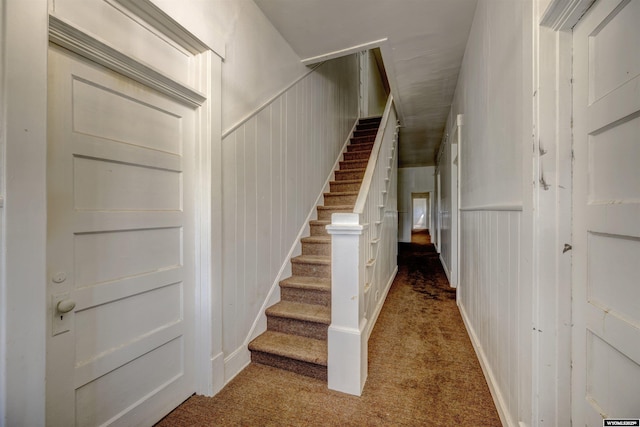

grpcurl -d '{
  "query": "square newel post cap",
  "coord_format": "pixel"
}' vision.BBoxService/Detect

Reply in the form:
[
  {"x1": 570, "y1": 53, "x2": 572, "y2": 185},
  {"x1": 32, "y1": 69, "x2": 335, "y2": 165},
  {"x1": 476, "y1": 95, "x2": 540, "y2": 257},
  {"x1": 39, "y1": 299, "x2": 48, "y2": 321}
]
[{"x1": 326, "y1": 213, "x2": 368, "y2": 235}]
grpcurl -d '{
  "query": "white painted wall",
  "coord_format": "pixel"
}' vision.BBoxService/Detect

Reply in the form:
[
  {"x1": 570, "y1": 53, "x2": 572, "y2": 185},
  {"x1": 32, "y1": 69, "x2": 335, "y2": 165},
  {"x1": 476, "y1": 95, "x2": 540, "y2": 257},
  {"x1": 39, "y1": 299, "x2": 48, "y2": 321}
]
[
  {"x1": 456, "y1": 4, "x2": 524, "y2": 210},
  {"x1": 439, "y1": 1, "x2": 534, "y2": 426},
  {"x1": 397, "y1": 166, "x2": 435, "y2": 242},
  {"x1": 220, "y1": 55, "x2": 359, "y2": 381},
  {"x1": 151, "y1": 0, "x2": 309, "y2": 133},
  {"x1": 366, "y1": 51, "x2": 387, "y2": 117},
  {"x1": 1, "y1": 1, "x2": 49, "y2": 425}
]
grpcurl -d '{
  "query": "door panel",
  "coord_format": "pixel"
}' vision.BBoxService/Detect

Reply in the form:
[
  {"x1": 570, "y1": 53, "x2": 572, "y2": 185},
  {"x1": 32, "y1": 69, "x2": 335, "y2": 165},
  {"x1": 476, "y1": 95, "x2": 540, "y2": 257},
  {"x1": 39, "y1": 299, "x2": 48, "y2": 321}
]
[
  {"x1": 572, "y1": 0, "x2": 640, "y2": 424},
  {"x1": 46, "y1": 45, "x2": 195, "y2": 426}
]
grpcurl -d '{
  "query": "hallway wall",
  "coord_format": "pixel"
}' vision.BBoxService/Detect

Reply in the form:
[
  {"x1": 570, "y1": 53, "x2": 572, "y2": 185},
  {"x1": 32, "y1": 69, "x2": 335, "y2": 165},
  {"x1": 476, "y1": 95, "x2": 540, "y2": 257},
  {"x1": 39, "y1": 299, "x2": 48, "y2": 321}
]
[{"x1": 438, "y1": 1, "x2": 534, "y2": 426}]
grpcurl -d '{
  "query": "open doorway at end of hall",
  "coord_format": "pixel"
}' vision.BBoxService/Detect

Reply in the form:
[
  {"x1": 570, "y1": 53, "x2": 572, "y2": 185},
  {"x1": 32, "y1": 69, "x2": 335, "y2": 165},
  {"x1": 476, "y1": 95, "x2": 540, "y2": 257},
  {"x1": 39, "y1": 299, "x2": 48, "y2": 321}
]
[{"x1": 411, "y1": 192, "x2": 431, "y2": 245}]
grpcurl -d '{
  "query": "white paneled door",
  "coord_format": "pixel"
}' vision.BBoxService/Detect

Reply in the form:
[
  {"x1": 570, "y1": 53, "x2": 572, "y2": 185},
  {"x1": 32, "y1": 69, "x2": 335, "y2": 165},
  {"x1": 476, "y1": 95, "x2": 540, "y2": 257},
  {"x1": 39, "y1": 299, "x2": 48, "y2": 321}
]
[
  {"x1": 46, "y1": 45, "x2": 196, "y2": 426},
  {"x1": 572, "y1": 0, "x2": 640, "y2": 424}
]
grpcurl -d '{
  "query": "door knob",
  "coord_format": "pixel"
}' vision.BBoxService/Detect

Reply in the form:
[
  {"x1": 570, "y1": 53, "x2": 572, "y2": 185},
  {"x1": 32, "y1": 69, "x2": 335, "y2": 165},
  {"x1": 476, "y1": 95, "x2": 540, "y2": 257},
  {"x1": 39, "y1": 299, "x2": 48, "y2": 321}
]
[{"x1": 56, "y1": 299, "x2": 76, "y2": 314}]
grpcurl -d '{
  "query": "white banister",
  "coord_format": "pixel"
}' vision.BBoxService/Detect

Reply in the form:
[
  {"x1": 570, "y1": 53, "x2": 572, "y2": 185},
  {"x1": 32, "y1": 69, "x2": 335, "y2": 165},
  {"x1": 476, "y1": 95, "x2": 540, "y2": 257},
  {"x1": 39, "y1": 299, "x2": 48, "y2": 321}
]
[{"x1": 328, "y1": 95, "x2": 399, "y2": 396}]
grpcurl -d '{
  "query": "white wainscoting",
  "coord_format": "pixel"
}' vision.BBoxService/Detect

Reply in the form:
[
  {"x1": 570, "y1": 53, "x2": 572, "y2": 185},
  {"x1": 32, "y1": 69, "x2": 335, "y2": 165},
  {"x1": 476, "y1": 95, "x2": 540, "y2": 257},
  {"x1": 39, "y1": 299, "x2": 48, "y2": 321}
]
[
  {"x1": 220, "y1": 55, "x2": 359, "y2": 382},
  {"x1": 458, "y1": 209, "x2": 523, "y2": 427}
]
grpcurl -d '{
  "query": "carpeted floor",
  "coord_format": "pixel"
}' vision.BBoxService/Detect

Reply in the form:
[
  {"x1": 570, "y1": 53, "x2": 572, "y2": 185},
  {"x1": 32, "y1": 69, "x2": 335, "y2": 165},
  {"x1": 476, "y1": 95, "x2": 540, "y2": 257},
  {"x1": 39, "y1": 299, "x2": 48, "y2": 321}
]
[{"x1": 156, "y1": 238, "x2": 501, "y2": 426}]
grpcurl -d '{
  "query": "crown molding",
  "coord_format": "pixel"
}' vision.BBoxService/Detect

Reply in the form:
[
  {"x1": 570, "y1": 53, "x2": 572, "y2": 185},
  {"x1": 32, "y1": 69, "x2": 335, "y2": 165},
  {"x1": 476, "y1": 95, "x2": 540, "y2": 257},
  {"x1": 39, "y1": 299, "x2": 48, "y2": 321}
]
[
  {"x1": 540, "y1": 0, "x2": 596, "y2": 30},
  {"x1": 49, "y1": 15, "x2": 206, "y2": 108}
]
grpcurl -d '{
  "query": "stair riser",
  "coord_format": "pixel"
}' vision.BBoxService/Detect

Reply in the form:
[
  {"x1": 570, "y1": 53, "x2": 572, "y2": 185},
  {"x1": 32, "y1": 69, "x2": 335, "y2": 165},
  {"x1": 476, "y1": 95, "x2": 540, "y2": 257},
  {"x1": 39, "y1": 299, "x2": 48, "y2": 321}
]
[
  {"x1": 339, "y1": 160, "x2": 368, "y2": 170},
  {"x1": 292, "y1": 261, "x2": 330, "y2": 278},
  {"x1": 356, "y1": 122, "x2": 380, "y2": 131},
  {"x1": 251, "y1": 351, "x2": 327, "y2": 381},
  {"x1": 335, "y1": 169, "x2": 365, "y2": 181},
  {"x1": 310, "y1": 223, "x2": 329, "y2": 236},
  {"x1": 343, "y1": 151, "x2": 371, "y2": 161},
  {"x1": 267, "y1": 316, "x2": 328, "y2": 340},
  {"x1": 353, "y1": 129, "x2": 377, "y2": 138},
  {"x1": 351, "y1": 135, "x2": 376, "y2": 144},
  {"x1": 359, "y1": 117, "x2": 382, "y2": 125},
  {"x1": 280, "y1": 286, "x2": 330, "y2": 307},
  {"x1": 317, "y1": 207, "x2": 352, "y2": 221},
  {"x1": 347, "y1": 143, "x2": 374, "y2": 152},
  {"x1": 323, "y1": 193, "x2": 357, "y2": 206},
  {"x1": 329, "y1": 181, "x2": 361, "y2": 192},
  {"x1": 302, "y1": 240, "x2": 331, "y2": 256}
]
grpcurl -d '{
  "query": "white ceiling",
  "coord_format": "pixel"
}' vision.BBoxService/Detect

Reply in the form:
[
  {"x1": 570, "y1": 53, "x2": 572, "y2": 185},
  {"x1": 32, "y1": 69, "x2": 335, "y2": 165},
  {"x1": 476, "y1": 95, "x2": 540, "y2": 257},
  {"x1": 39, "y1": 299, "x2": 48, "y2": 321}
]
[{"x1": 254, "y1": 0, "x2": 478, "y2": 167}]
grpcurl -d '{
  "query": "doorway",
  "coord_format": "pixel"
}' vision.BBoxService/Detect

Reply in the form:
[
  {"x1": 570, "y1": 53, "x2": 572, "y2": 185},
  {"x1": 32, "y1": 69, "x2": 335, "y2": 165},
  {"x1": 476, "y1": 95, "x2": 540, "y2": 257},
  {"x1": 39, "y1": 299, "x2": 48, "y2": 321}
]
[
  {"x1": 46, "y1": 44, "x2": 197, "y2": 427},
  {"x1": 411, "y1": 192, "x2": 431, "y2": 244},
  {"x1": 571, "y1": 0, "x2": 640, "y2": 424}
]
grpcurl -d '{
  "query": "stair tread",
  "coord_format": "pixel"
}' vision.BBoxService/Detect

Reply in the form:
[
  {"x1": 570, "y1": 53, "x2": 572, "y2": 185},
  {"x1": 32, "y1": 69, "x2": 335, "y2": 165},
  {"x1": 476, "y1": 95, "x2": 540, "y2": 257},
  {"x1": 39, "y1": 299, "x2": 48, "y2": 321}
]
[
  {"x1": 330, "y1": 179, "x2": 361, "y2": 185},
  {"x1": 340, "y1": 159, "x2": 368, "y2": 164},
  {"x1": 249, "y1": 331, "x2": 327, "y2": 366},
  {"x1": 317, "y1": 204, "x2": 353, "y2": 210},
  {"x1": 336, "y1": 168, "x2": 366, "y2": 173},
  {"x1": 309, "y1": 219, "x2": 330, "y2": 225},
  {"x1": 291, "y1": 254, "x2": 331, "y2": 265},
  {"x1": 266, "y1": 301, "x2": 330, "y2": 324},
  {"x1": 280, "y1": 276, "x2": 331, "y2": 291},
  {"x1": 301, "y1": 235, "x2": 331, "y2": 243},
  {"x1": 324, "y1": 191, "x2": 359, "y2": 196}
]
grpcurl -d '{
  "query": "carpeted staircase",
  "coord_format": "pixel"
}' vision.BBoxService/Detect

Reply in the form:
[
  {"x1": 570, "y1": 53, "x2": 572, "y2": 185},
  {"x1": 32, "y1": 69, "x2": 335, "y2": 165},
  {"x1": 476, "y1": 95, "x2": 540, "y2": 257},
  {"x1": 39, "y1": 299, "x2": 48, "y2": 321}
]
[{"x1": 248, "y1": 116, "x2": 382, "y2": 380}]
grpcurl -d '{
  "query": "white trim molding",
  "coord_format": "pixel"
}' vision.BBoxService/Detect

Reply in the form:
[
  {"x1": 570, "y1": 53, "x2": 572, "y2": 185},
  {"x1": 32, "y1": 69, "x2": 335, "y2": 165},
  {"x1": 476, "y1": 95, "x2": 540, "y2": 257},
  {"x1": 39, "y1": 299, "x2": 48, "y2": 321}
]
[
  {"x1": 48, "y1": 15, "x2": 207, "y2": 108},
  {"x1": 540, "y1": 0, "x2": 596, "y2": 30},
  {"x1": 301, "y1": 38, "x2": 388, "y2": 66},
  {"x1": 111, "y1": 0, "x2": 225, "y2": 58},
  {"x1": 459, "y1": 204, "x2": 524, "y2": 212}
]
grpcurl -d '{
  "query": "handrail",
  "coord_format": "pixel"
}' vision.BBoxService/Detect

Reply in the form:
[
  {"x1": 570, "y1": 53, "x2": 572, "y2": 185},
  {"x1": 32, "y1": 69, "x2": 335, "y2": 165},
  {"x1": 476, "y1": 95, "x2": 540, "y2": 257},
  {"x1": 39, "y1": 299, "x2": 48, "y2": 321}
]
[{"x1": 353, "y1": 95, "x2": 394, "y2": 214}]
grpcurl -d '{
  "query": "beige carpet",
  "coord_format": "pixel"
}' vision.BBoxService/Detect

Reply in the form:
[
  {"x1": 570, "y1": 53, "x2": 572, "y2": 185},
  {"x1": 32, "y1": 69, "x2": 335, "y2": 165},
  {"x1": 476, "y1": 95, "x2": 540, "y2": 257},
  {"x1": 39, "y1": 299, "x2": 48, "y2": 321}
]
[{"x1": 156, "y1": 241, "x2": 501, "y2": 426}]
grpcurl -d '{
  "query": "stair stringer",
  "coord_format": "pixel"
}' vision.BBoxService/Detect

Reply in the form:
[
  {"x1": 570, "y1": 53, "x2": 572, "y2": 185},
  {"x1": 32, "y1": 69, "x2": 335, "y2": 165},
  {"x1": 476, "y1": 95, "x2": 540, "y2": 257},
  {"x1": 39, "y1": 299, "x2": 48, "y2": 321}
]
[{"x1": 222, "y1": 118, "x2": 359, "y2": 384}]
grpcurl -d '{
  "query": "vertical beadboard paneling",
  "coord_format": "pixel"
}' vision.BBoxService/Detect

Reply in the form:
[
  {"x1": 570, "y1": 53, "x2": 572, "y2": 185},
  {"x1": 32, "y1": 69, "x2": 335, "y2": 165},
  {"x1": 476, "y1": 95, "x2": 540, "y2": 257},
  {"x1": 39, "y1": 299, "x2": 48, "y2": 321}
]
[
  {"x1": 255, "y1": 107, "x2": 272, "y2": 327},
  {"x1": 243, "y1": 117, "x2": 258, "y2": 338},
  {"x1": 270, "y1": 99, "x2": 283, "y2": 280},
  {"x1": 221, "y1": 132, "x2": 237, "y2": 355},
  {"x1": 459, "y1": 209, "x2": 521, "y2": 426},
  {"x1": 220, "y1": 55, "x2": 359, "y2": 380}
]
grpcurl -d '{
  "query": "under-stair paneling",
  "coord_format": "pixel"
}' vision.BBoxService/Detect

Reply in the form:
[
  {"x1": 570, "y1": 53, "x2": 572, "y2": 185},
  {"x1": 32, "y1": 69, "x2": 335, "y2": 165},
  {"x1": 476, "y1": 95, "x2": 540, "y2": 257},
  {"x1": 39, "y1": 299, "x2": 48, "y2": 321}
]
[
  {"x1": 221, "y1": 55, "x2": 359, "y2": 379},
  {"x1": 459, "y1": 209, "x2": 522, "y2": 426}
]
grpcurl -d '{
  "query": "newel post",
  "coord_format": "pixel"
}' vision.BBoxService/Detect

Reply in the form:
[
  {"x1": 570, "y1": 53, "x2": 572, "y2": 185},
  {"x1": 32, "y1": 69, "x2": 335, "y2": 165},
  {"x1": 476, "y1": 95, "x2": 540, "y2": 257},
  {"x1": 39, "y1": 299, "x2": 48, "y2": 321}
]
[{"x1": 326, "y1": 212, "x2": 367, "y2": 396}]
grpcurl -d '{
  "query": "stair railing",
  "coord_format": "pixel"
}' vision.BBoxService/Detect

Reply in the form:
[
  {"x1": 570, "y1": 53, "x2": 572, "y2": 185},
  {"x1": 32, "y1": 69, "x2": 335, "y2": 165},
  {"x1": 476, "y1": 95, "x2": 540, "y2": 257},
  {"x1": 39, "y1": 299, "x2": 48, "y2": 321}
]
[{"x1": 327, "y1": 95, "x2": 398, "y2": 396}]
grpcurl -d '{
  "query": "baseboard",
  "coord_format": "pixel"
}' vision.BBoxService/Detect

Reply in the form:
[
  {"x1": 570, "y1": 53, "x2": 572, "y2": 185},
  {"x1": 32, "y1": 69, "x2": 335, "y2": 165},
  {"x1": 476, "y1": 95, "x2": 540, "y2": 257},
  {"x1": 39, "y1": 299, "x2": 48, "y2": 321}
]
[
  {"x1": 458, "y1": 302, "x2": 517, "y2": 427},
  {"x1": 210, "y1": 351, "x2": 225, "y2": 395},
  {"x1": 439, "y1": 253, "x2": 451, "y2": 284},
  {"x1": 365, "y1": 266, "x2": 398, "y2": 340},
  {"x1": 223, "y1": 346, "x2": 251, "y2": 385}
]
